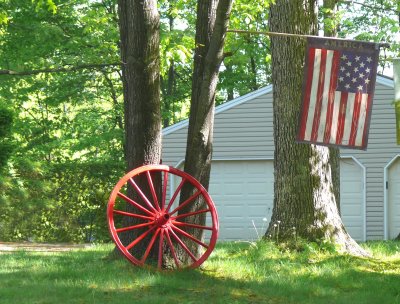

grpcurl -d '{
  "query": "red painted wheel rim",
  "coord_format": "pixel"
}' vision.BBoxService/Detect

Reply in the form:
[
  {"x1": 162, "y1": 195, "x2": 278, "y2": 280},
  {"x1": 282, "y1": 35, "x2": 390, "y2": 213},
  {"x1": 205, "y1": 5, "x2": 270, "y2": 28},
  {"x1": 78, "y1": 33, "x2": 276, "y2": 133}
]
[{"x1": 107, "y1": 165, "x2": 219, "y2": 269}]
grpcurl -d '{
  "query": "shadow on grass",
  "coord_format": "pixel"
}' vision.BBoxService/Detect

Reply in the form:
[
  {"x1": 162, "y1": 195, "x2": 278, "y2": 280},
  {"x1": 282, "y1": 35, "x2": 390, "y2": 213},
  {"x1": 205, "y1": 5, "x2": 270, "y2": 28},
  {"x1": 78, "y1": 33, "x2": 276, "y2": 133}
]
[{"x1": 0, "y1": 242, "x2": 399, "y2": 304}]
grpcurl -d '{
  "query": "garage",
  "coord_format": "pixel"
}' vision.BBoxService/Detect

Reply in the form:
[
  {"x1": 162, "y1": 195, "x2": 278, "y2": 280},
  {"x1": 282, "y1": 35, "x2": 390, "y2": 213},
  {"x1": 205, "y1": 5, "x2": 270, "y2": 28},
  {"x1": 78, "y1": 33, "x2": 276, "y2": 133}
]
[
  {"x1": 205, "y1": 158, "x2": 365, "y2": 241},
  {"x1": 387, "y1": 156, "x2": 400, "y2": 240},
  {"x1": 163, "y1": 76, "x2": 396, "y2": 240}
]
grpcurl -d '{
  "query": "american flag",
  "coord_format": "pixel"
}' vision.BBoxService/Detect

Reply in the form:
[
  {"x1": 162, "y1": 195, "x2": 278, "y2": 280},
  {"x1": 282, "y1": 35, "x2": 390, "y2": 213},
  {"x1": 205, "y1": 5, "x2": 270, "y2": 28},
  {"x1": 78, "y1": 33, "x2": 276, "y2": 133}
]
[{"x1": 297, "y1": 37, "x2": 380, "y2": 150}]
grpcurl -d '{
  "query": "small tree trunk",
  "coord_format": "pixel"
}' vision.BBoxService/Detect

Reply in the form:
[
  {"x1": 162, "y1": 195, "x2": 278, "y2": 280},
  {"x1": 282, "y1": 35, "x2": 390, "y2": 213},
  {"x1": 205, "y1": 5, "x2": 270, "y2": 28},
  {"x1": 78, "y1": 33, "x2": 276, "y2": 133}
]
[
  {"x1": 250, "y1": 56, "x2": 258, "y2": 91},
  {"x1": 264, "y1": 0, "x2": 368, "y2": 257},
  {"x1": 177, "y1": 0, "x2": 233, "y2": 265}
]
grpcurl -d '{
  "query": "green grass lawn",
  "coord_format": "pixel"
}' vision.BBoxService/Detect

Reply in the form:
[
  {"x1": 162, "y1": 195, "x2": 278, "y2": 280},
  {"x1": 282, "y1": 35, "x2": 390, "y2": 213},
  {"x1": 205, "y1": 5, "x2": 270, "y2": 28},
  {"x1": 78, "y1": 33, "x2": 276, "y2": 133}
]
[{"x1": 0, "y1": 241, "x2": 399, "y2": 304}]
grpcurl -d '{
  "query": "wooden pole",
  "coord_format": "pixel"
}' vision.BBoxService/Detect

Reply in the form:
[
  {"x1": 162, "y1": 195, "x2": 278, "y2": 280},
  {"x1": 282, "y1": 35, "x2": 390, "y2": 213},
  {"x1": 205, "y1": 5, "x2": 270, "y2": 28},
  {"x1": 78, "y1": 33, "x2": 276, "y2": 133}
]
[{"x1": 227, "y1": 29, "x2": 391, "y2": 48}]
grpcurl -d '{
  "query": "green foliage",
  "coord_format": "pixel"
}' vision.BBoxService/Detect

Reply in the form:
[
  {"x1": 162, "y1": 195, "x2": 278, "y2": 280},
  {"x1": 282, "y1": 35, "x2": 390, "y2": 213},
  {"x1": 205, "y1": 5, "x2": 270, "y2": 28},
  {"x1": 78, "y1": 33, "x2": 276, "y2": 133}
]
[
  {"x1": 33, "y1": 0, "x2": 57, "y2": 14},
  {"x1": 337, "y1": 0, "x2": 400, "y2": 71},
  {"x1": 219, "y1": 0, "x2": 272, "y2": 101},
  {"x1": 0, "y1": 0, "x2": 123, "y2": 243},
  {"x1": 0, "y1": 104, "x2": 13, "y2": 168}
]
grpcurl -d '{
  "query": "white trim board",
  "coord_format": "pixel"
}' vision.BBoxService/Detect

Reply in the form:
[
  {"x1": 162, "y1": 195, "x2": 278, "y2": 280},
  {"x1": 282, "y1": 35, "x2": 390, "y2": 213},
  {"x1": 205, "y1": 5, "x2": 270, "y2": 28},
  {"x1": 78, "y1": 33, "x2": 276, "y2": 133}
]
[{"x1": 384, "y1": 154, "x2": 400, "y2": 240}]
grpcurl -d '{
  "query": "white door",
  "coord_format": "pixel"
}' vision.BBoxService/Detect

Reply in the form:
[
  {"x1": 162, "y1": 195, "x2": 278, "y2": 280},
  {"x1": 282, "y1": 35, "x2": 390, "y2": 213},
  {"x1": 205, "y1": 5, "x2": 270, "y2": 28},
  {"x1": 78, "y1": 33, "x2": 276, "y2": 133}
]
[
  {"x1": 208, "y1": 160, "x2": 274, "y2": 241},
  {"x1": 388, "y1": 157, "x2": 400, "y2": 240},
  {"x1": 340, "y1": 158, "x2": 365, "y2": 241}
]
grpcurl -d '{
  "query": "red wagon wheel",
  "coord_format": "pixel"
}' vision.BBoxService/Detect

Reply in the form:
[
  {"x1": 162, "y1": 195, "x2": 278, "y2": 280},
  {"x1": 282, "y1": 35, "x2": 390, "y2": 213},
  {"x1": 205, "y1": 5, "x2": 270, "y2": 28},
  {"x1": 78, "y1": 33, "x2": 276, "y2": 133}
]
[{"x1": 107, "y1": 165, "x2": 219, "y2": 270}]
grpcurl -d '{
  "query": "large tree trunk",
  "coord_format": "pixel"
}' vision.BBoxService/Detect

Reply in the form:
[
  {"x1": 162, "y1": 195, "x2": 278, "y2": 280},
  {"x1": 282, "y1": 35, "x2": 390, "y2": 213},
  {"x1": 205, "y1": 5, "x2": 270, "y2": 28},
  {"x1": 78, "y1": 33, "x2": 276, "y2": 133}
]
[
  {"x1": 117, "y1": 0, "x2": 161, "y2": 256},
  {"x1": 264, "y1": 0, "x2": 368, "y2": 257},
  {"x1": 177, "y1": 0, "x2": 233, "y2": 264}
]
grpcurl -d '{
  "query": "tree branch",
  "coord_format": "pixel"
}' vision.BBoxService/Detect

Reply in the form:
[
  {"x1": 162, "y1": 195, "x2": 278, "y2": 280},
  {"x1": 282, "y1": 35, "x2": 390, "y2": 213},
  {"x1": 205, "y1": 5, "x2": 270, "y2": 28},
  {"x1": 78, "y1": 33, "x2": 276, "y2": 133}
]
[{"x1": 0, "y1": 63, "x2": 121, "y2": 76}]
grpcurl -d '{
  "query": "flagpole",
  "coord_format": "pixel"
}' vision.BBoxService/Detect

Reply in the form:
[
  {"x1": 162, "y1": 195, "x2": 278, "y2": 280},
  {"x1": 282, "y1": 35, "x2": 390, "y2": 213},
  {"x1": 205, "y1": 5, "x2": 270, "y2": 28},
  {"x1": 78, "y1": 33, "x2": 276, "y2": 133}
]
[{"x1": 227, "y1": 29, "x2": 390, "y2": 48}]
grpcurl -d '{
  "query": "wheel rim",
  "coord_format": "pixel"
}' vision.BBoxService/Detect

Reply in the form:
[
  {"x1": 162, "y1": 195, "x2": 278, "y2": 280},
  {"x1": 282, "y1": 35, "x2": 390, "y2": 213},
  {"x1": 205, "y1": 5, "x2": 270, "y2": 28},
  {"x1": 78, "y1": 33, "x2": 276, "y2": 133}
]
[{"x1": 107, "y1": 165, "x2": 219, "y2": 270}]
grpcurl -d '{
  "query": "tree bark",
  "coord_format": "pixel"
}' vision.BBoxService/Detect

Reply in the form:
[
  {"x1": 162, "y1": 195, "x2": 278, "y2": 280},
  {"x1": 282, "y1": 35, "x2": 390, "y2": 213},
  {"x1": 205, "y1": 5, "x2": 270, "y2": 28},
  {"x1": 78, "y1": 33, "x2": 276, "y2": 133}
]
[
  {"x1": 117, "y1": 0, "x2": 161, "y2": 256},
  {"x1": 177, "y1": 0, "x2": 233, "y2": 264},
  {"x1": 264, "y1": 0, "x2": 368, "y2": 257}
]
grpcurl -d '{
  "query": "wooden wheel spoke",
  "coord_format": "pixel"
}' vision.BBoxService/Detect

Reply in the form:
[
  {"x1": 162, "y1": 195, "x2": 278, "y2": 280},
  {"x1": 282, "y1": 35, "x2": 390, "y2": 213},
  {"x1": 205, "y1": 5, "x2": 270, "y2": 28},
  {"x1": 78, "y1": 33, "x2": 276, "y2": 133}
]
[
  {"x1": 113, "y1": 209, "x2": 153, "y2": 221},
  {"x1": 116, "y1": 221, "x2": 155, "y2": 233},
  {"x1": 125, "y1": 225, "x2": 156, "y2": 251},
  {"x1": 173, "y1": 208, "x2": 210, "y2": 220},
  {"x1": 172, "y1": 221, "x2": 213, "y2": 231},
  {"x1": 165, "y1": 229, "x2": 180, "y2": 268},
  {"x1": 169, "y1": 228, "x2": 198, "y2": 262},
  {"x1": 117, "y1": 192, "x2": 154, "y2": 216},
  {"x1": 170, "y1": 190, "x2": 202, "y2": 215},
  {"x1": 165, "y1": 178, "x2": 186, "y2": 212},
  {"x1": 129, "y1": 178, "x2": 157, "y2": 213},
  {"x1": 161, "y1": 170, "x2": 168, "y2": 210},
  {"x1": 140, "y1": 228, "x2": 160, "y2": 265},
  {"x1": 171, "y1": 225, "x2": 209, "y2": 249},
  {"x1": 146, "y1": 171, "x2": 161, "y2": 211}
]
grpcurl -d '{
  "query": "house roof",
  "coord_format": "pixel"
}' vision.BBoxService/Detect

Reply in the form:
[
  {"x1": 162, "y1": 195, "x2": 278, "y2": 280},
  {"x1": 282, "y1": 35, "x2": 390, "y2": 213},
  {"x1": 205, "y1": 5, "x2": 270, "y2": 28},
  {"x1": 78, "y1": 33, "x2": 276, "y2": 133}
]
[{"x1": 162, "y1": 75, "x2": 394, "y2": 136}]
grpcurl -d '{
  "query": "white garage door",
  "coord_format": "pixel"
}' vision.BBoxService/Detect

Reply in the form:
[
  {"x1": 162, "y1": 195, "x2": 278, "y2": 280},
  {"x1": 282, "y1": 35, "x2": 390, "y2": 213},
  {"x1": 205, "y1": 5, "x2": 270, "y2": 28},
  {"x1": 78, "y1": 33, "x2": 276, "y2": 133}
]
[
  {"x1": 208, "y1": 160, "x2": 274, "y2": 241},
  {"x1": 202, "y1": 158, "x2": 364, "y2": 242},
  {"x1": 388, "y1": 157, "x2": 400, "y2": 240},
  {"x1": 340, "y1": 158, "x2": 365, "y2": 241}
]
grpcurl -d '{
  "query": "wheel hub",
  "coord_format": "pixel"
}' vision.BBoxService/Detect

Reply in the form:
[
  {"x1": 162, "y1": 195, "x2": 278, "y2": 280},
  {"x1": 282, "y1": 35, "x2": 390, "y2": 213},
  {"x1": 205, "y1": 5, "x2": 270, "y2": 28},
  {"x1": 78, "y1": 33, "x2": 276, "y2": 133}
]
[{"x1": 154, "y1": 212, "x2": 170, "y2": 228}]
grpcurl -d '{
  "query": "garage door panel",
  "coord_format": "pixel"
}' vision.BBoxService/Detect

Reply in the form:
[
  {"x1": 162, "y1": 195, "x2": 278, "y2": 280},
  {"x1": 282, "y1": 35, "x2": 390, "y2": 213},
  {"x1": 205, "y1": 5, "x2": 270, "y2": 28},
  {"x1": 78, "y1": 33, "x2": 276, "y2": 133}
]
[
  {"x1": 216, "y1": 198, "x2": 244, "y2": 205},
  {"x1": 212, "y1": 184, "x2": 245, "y2": 194},
  {"x1": 341, "y1": 205, "x2": 363, "y2": 216},
  {"x1": 345, "y1": 182, "x2": 363, "y2": 193},
  {"x1": 343, "y1": 216, "x2": 363, "y2": 223},
  {"x1": 247, "y1": 207, "x2": 269, "y2": 216},
  {"x1": 221, "y1": 208, "x2": 247, "y2": 217}
]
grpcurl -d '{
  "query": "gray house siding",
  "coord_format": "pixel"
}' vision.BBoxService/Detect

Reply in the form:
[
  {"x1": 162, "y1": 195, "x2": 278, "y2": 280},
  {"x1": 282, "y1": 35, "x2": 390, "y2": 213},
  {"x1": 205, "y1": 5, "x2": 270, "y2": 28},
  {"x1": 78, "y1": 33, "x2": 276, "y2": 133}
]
[
  {"x1": 162, "y1": 87, "x2": 274, "y2": 165},
  {"x1": 162, "y1": 76, "x2": 399, "y2": 240}
]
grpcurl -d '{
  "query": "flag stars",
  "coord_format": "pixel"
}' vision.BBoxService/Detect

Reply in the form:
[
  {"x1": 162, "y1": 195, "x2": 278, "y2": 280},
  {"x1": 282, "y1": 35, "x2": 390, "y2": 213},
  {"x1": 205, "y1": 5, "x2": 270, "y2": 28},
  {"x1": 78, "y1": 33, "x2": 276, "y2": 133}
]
[{"x1": 337, "y1": 50, "x2": 376, "y2": 94}]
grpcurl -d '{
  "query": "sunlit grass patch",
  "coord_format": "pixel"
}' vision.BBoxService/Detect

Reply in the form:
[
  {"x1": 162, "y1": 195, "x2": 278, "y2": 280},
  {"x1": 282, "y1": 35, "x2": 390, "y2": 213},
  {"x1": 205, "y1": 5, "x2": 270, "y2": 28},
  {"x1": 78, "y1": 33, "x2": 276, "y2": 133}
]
[{"x1": 0, "y1": 241, "x2": 399, "y2": 304}]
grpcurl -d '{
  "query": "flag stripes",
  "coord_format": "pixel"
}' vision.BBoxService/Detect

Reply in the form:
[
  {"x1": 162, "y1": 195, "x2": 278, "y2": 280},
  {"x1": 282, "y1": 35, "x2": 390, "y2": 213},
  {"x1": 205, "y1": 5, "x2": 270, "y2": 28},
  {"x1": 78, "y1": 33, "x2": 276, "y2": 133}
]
[{"x1": 297, "y1": 37, "x2": 379, "y2": 150}]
